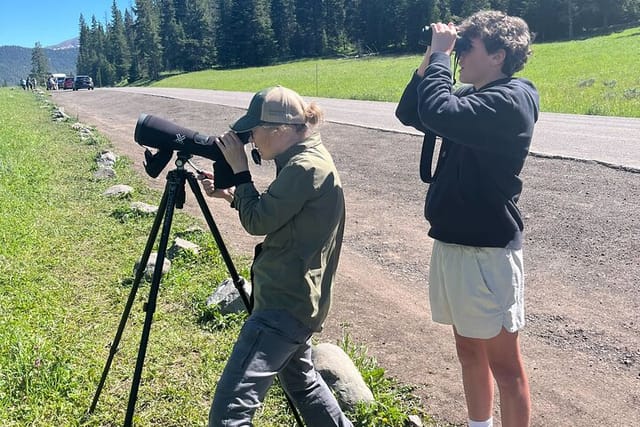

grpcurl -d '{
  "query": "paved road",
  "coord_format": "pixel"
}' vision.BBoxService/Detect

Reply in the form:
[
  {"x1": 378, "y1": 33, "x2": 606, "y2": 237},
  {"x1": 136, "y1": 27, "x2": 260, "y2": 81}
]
[{"x1": 109, "y1": 87, "x2": 640, "y2": 170}]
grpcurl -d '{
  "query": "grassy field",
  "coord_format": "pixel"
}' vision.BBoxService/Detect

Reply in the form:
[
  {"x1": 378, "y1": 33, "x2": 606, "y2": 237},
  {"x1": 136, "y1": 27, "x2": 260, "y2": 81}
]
[
  {"x1": 153, "y1": 26, "x2": 640, "y2": 118},
  {"x1": 0, "y1": 89, "x2": 428, "y2": 426}
]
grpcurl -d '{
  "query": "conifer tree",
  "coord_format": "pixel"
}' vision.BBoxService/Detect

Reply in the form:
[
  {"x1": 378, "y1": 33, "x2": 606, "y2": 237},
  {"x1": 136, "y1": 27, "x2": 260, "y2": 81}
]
[
  {"x1": 181, "y1": 0, "x2": 216, "y2": 71},
  {"x1": 222, "y1": 0, "x2": 277, "y2": 67},
  {"x1": 107, "y1": 0, "x2": 131, "y2": 83},
  {"x1": 133, "y1": 0, "x2": 163, "y2": 79},
  {"x1": 324, "y1": 0, "x2": 350, "y2": 54},
  {"x1": 30, "y1": 42, "x2": 49, "y2": 84},
  {"x1": 215, "y1": 0, "x2": 235, "y2": 67},
  {"x1": 405, "y1": 0, "x2": 438, "y2": 51},
  {"x1": 124, "y1": 9, "x2": 141, "y2": 81},
  {"x1": 159, "y1": 0, "x2": 186, "y2": 71},
  {"x1": 77, "y1": 15, "x2": 91, "y2": 77},
  {"x1": 271, "y1": 0, "x2": 297, "y2": 59},
  {"x1": 292, "y1": 0, "x2": 326, "y2": 57},
  {"x1": 91, "y1": 16, "x2": 115, "y2": 87}
]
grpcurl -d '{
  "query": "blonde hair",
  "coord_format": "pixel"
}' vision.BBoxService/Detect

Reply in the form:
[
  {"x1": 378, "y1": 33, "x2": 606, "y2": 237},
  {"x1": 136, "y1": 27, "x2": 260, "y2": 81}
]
[{"x1": 283, "y1": 102, "x2": 323, "y2": 133}]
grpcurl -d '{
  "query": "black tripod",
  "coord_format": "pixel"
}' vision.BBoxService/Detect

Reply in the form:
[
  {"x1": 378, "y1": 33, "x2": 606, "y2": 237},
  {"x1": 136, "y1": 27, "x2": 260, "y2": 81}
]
[{"x1": 87, "y1": 152, "x2": 303, "y2": 426}]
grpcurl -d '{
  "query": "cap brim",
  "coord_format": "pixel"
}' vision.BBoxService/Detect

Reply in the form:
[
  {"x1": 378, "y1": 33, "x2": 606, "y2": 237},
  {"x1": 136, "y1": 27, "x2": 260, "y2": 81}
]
[{"x1": 230, "y1": 114, "x2": 261, "y2": 133}]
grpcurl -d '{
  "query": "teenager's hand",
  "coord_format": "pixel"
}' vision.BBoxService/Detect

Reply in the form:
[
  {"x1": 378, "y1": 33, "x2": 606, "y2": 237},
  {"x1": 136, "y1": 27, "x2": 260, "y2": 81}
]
[
  {"x1": 417, "y1": 46, "x2": 432, "y2": 77},
  {"x1": 430, "y1": 22, "x2": 457, "y2": 56}
]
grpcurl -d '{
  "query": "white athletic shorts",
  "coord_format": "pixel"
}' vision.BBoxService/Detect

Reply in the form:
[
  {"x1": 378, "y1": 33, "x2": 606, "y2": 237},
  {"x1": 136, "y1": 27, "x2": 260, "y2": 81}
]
[{"x1": 428, "y1": 240, "x2": 525, "y2": 339}]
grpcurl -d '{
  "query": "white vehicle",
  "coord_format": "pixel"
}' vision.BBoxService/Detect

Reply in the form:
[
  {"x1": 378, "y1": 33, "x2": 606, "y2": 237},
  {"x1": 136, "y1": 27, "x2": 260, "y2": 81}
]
[{"x1": 52, "y1": 73, "x2": 66, "y2": 90}]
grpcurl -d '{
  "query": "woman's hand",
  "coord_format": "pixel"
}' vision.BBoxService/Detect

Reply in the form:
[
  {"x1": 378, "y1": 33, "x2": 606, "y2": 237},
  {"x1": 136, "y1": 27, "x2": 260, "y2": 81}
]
[
  {"x1": 198, "y1": 170, "x2": 235, "y2": 203},
  {"x1": 216, "y1": 131, "x2": 249, "y2": 174}
]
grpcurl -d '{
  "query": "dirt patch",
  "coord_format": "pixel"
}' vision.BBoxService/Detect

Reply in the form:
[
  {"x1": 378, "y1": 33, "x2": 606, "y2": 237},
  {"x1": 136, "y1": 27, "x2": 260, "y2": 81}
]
[{"x1": 53, "y1": 90, "x2": 640, "y2": 426}]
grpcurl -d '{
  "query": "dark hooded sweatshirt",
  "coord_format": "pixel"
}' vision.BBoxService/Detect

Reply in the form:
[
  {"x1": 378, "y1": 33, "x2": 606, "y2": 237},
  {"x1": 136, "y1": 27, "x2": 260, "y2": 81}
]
[{"x1": 407, "y1": 51, "x2": 540, "y2": 249}]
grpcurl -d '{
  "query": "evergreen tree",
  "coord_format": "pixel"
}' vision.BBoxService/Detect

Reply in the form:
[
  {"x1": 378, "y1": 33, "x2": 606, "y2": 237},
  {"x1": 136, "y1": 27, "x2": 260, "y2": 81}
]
[
  {"x1": 490, "y1": 0, "x2": 510, "y2": 12},
  {"x1": 437, "y1": 0, "x2": 453, "y2": 22},
  {"x1": 458, "y1": 0, "x2": 492, "y2": 18},
  {"x1": 30, "y1": 42, "x2": 50, "y2": 84},
  {"x1": 174, "y1": 0, "x2": 190, "y2": 26},
  {"x1": 324, "y1": 0, "x2": 350, "y2": 54},
  {"x1": 292, "y1": 0, "x2": 326, "y2": 57},
  {"x1": 159, "y1": 0, "x2": 186, "y2": 71},
  {"x1": 107, "y1": 0, "x2": 131, "y2": 83},
  {"x1": 216, "y1": 0, "x2": 235, "y2": 67},
  {"x1": 405, "y1": 0, "x2": 438, "y2": 51},
  {"x1": 271, "y1": 0, "x2": 298, "y2": 59},
  {"x1": 343, "y1": 0, "x2": 362, "y2": 51},
  {"x1": 77, "y1": 15, "x2": 91, "y2": 77},
  {"x1": 223, "y1": 0, "x2": 277, "y2": 67},
  {"x1": 78, "y1": 16, "x2": 113, "y2": 87},
  {"x1": 124, "y1": 9, "x2": 141, "y2": 81},
  {"x1": 359, "y1": 0, "x2": 407, "y2": 52},
  {"x1": 508, "y1": 0, "x2": 534, "y2": 17},
  {"x1": 133, "y1": 0, "x2": 163, "y2": 79},
  {"x1": 182, "y1": 0, "x2": 216, "y2": 71}
]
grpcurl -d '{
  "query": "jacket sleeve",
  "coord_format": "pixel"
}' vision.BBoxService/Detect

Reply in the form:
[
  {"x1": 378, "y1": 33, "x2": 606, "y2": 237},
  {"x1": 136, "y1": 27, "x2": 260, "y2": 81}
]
[
  {"x1": 395, "y1": 71, "x2": 430, "y2": 133},
  {"x1": 417, "y1": 52, "x2": 536, "y2": 155},
  {"x1": 232, "y1": 163, "x2": 314, "y2": 236}
]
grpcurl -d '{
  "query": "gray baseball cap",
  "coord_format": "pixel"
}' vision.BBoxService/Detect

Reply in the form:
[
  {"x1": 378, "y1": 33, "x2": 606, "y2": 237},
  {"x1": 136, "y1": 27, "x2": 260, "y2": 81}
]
[{"x1": 230, "y1": 86, "x2": 307, "y2": 132}]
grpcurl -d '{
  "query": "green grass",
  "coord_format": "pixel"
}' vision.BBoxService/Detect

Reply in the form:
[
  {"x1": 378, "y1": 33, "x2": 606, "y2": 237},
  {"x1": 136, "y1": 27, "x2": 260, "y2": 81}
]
[
  {"x1": 153, "y1": 27, "x2": 640, "y2": 118},
  {"x1": 0, "y1": 88, "x2": 431, "y2": 426},
  {"x1": 524, "y1": 27, "x2": 640, "y2": 117}
]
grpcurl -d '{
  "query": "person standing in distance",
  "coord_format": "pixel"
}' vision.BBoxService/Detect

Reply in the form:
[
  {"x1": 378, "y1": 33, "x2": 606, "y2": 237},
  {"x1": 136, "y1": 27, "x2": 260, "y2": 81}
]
[
  {"x1": 200, "y1": 86, "x2": 352, "y2": 427},
  {"x1": 396, "y1": 10, "x2": 539, "y2": 427}
]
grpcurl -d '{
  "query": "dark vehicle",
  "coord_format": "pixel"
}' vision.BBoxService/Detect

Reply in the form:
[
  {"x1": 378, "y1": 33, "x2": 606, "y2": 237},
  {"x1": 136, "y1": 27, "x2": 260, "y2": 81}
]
[
  {"x1": 73, "y1": 75, "x2": 94, "y2": 91},
  {"x1": 56, "y1": 76, "x2": 66, "y2": 89},
  {"x1": 63, "y1": 77, "x2": 75, "y2": 90}
]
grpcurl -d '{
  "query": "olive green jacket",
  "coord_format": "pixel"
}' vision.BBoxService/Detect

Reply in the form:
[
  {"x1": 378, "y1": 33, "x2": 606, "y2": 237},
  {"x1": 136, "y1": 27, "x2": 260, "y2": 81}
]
[{"x1": 232, "y1": 133, "x2": 345, "y2": 332}]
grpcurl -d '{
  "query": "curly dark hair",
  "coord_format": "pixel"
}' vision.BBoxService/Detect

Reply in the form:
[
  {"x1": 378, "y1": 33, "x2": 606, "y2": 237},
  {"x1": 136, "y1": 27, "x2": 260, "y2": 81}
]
[{"x1": 458, "y1": 10, "x2": 533, "y2": 76}]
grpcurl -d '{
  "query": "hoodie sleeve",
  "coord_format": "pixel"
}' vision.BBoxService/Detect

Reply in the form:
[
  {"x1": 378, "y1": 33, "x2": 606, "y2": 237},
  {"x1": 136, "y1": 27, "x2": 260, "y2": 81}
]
[{"x1": 417, "y1": 52, "x2": 539, "y2": 156}]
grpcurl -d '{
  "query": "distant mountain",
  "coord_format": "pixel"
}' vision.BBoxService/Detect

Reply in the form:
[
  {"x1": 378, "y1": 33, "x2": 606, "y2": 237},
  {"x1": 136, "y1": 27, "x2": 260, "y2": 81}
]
[
  {"x1": 0, "y1": 41, "x2": 79, "y2": 86},
  {"x1": 47, "y1": 37, "x2": 80, "y2": 51}
]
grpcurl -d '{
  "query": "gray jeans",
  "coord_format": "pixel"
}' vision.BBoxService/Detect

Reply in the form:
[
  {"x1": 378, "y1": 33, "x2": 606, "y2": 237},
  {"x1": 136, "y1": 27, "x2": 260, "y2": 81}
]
[{"x1": 209, "y1": 309, "x2": 353, "y2": 427}]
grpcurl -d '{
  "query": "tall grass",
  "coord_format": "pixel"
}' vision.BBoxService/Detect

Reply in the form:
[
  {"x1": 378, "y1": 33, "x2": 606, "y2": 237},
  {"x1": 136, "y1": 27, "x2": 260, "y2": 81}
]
[
  {"x1": 0, "y1": 88, "x2": 430, "y2": 426},
  {"x1": 153, "y1": 27, "x2": 640, "y2": 118}
]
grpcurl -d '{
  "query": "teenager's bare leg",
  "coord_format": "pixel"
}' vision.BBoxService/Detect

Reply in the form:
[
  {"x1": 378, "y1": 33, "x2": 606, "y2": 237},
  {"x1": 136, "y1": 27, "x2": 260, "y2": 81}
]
[
  {"x1": 454, "y1": 327, "x2": 494, "y2": 421},
  {"x1": 485, "y1": 328, "x2": 530, "y2": 426}
]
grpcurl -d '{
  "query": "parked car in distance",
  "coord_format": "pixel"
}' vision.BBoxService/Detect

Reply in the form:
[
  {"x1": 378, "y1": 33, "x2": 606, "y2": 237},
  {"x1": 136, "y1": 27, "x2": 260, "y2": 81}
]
[
  {"x1": 73, "y1": 75, "x2": 94, "y2": 91},
  {"x1": 52, "y1": 73, "x2": 66, "y2": 90},
  {"x1": 63, "y1": 77, "x2": 74, "y2": 90}
]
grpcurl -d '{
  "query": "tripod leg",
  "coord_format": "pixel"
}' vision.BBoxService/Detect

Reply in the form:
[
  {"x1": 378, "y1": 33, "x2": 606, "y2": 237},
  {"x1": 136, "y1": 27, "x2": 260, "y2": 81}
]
[
  {"x1": 87, "y1": 181, "x2": 171, "y2": 417},
  {"x1": 123, "y1": 170, "x2": 183, "y2": 427},
  {"x1": 187, "y1": 174, "x2": 305, "y2": 427},
  {"x1": 187, "y1": 174, "x2": 251, "y2": 310}
]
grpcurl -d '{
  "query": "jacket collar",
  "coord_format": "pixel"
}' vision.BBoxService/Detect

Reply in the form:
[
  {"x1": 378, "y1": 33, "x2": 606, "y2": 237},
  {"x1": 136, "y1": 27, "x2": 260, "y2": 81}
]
[{"x1": 274, "y1": 133, "x2": 322, "y2": 171}]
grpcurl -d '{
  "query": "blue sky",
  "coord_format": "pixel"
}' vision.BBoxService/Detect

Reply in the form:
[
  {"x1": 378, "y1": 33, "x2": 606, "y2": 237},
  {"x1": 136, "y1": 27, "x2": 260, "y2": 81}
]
[{"x1": 0, "y1": 0, "x2": 133, "y2": 48}]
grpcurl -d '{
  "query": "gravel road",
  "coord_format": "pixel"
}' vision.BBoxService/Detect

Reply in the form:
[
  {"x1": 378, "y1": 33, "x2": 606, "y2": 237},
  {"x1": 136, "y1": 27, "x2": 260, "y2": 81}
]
[{"x1": 52, "y1": 89, "x2": 640, "y2": 426}]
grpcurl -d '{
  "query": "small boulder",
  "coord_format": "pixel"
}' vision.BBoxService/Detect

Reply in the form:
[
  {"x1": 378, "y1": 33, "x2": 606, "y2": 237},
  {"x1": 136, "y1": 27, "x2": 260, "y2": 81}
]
[{"x1": 312, "y1": 342, "x2": 374, "y2": 411}]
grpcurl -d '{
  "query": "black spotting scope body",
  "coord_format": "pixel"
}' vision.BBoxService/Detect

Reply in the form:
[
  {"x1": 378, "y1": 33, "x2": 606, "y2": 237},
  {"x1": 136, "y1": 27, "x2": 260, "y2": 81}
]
[{"x1": 134, "y1": 113, "x2": 240, "y2": 188}]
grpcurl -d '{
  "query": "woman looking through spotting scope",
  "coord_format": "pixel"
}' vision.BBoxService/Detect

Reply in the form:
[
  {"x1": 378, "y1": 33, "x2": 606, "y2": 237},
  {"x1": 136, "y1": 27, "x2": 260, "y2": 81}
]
[{"x1": 199, "y1": 86, "x2": 352, "y2": 427}]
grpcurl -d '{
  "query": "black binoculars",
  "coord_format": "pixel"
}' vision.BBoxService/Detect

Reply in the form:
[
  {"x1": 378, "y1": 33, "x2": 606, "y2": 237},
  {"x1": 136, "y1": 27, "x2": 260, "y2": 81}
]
[{"x1": 418, "y1": 26, "x2": 472, "y2": 54}]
